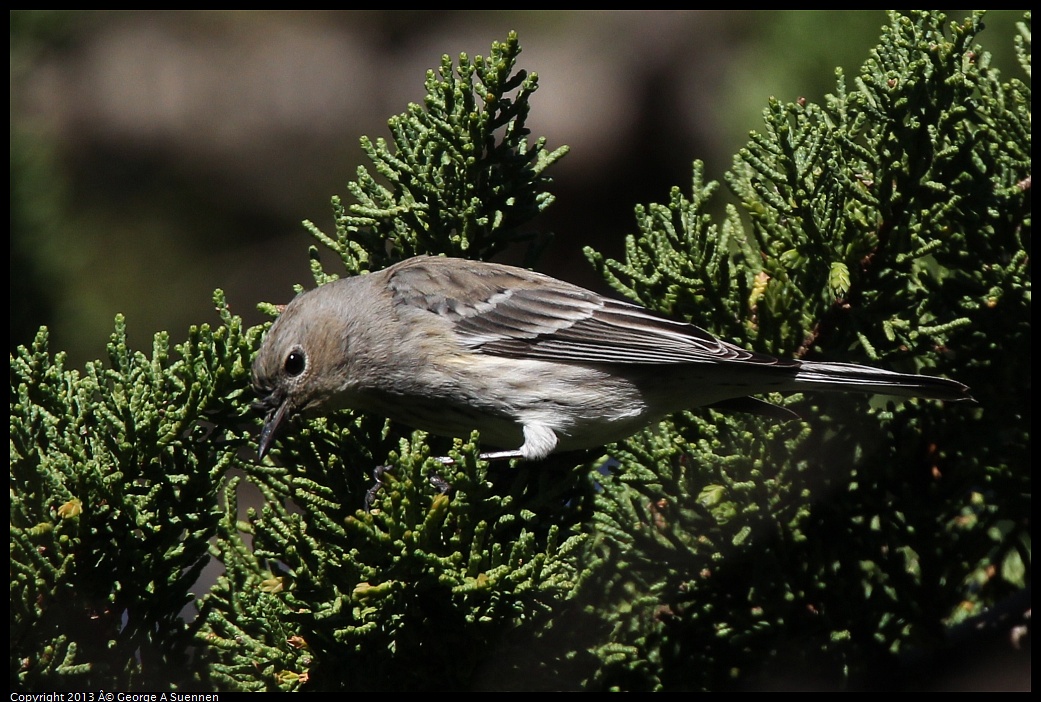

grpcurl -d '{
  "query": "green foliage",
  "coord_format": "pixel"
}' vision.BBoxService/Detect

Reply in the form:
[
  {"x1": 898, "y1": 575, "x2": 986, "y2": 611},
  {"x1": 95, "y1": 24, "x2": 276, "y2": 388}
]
[
  {"x1": 10, "y1": 294, "x2": 257, "y2": 690},
  {"x1": 10, "y1": 15, "x2": 1030, "y2": 692},
  {"x1": 200, "y1": 435, "x2": 593, "y2": 691}
]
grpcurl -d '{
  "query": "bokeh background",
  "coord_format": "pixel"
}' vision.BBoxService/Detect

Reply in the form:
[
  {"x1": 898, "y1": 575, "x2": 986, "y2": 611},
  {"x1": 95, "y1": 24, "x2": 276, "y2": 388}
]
[{"x1": 10, "y1": 10, "x2": 1025, "y2": 366}]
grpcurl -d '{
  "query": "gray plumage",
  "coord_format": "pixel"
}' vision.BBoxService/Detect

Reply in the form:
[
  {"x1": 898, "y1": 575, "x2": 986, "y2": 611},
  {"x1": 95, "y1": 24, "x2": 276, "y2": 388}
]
[{"x1": 252, "y1": 255, "x2": 972, "y2": 460}]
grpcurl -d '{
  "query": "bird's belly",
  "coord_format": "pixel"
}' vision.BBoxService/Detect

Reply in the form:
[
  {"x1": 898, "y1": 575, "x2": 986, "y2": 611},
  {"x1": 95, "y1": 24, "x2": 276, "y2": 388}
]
[{"x1": 353, "y1": 357, "x2": 660, "y2": 454}]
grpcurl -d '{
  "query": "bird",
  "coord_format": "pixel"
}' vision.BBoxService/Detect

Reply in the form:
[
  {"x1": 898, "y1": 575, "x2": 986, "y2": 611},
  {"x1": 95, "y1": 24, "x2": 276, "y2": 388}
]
[{"x1": 251, "y1": 255, "x2": 972, "y2": 461}]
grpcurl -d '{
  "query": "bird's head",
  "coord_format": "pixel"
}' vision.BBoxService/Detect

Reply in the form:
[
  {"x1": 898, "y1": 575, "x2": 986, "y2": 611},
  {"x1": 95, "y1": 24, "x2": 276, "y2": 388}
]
[{"x1": 251, "y1": 283, "x2": 356, "y2": 458}]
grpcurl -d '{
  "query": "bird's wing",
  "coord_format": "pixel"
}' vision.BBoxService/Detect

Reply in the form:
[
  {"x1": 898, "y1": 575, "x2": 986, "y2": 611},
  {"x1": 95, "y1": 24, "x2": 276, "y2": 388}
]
[{"x1": 386, "y1": 257, "x2": 795, "y2": 368}]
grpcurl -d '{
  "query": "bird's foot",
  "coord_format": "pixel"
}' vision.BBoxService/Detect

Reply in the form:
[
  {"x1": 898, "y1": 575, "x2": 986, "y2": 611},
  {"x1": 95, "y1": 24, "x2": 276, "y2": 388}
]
[{"x1": 363, "y1": 462, "x2": 456, "y2": 511}]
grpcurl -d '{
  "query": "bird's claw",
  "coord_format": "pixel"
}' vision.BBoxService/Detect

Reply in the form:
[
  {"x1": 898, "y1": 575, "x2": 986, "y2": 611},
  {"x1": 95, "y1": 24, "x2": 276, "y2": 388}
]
[{"x1": 363, "y1": 463, "x2": 453, "y2": 512}]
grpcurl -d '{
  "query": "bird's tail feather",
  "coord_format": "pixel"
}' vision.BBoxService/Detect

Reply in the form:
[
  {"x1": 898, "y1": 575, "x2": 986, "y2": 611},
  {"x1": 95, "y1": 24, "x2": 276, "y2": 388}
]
[{"x1": 792, "y1": 361, "x2": 972, "y2": 402}]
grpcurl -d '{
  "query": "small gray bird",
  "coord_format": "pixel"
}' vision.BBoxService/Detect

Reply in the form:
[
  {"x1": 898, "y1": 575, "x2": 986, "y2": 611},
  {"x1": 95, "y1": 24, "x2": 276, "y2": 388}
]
[{"x1": 252, "y1": 255, "x2": 972, "y2": 460}]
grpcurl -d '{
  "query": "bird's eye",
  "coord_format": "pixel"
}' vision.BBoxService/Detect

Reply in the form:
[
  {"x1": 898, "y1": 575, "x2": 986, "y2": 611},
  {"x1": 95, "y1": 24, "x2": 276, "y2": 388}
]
[{"x1": 284, "y1": 349, "x2": 306, "y2": 377}]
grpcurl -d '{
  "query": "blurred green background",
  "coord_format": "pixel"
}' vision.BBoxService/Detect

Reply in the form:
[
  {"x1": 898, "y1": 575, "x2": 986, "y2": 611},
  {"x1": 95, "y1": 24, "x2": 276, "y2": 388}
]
[{"x1": 10, "y1": 10, "x2": 1025, "y2": 365}]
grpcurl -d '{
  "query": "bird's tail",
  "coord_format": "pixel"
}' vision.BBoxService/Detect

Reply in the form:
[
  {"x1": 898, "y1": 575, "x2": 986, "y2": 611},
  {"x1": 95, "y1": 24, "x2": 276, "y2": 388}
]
[{"x1": 792, "y1": 361, "x2": 973, "y2": 402}]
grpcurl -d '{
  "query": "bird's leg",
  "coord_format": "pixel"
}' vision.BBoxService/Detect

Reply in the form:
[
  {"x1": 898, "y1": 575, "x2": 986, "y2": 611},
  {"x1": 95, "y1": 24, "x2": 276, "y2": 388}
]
[
  {"x1": 364, "y1": 456, "x2": 464, "y2": 512},
  {"x1": 480, "y1": 449, "x2": 527, "y2": 462},
  {"x1": 427, "y1": 451, "x2": 523, "y2": 492},
  {"x1": 396, "y1": 450, "x2": 523, "y2": 501},
  {"x1": 434, "y1": 449, "x2": 524, "y2": 465}
]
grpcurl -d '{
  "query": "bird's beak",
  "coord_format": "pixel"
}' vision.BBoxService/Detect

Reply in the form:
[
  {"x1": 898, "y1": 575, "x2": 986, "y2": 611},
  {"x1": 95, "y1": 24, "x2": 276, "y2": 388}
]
[{"x1": 257, "y1": 393, "x2": 291, "y2": 460}]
